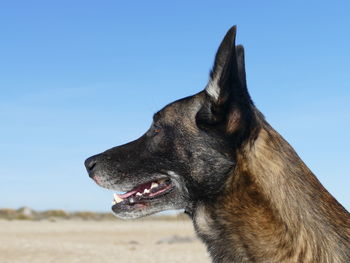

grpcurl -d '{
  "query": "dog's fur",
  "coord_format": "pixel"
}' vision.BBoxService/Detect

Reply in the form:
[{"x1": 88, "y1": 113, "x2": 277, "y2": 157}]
[{"x1": 85, "y1": 26, "x2": 350, "y2": 262}]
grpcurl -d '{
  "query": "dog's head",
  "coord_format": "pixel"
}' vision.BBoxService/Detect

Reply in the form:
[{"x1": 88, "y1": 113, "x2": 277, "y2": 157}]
[{"x1": 85, "y1": 26, "x2": 259, "y2": 219}]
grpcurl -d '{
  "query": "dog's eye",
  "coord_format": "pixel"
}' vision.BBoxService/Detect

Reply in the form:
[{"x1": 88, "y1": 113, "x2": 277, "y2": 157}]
[{"x1": 150, "y1": 123, "x2": 162, "y2": 137}]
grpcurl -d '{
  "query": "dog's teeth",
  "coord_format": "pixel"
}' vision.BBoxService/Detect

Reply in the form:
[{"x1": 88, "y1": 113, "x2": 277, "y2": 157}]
[
  {"x1": 129, "y1": 197, "x2": 135, "y2": 204},
  {"x1": 158, "y1": 179, "x2": 166, "y2": 184},
  {"x1": 113, "y1": 193, "x2": 124, "y2": 203},
  {"x1": 151, "y1": 182, "x2": 159, "y2": 189},
  {"x1": 144, "y1": 189, "x2": 150, "y2": 194},
  {"x1": 136, "y1": 192, "x2": 142, "y2": 196}
]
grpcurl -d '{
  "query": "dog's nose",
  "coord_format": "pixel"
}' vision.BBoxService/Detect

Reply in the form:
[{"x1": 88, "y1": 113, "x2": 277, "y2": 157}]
[{"x1": 84, "y1": 156, "x2": 98, "y2": 176}]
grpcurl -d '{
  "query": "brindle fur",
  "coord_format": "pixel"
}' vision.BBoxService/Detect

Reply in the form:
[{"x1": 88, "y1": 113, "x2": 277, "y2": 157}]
[{"x1": 85, "y1": 26, "x2": 350, "y2": 262}]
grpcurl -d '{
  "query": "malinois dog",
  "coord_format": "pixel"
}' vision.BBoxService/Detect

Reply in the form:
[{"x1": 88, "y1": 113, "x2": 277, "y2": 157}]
[{"x1": 85, "y1": 26, "x2": 350, "y2": 262}]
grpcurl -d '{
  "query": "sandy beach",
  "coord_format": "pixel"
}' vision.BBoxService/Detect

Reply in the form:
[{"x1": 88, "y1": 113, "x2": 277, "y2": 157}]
[{"x1": 0, "y1": 219, "x2": 210, "y2": 263}]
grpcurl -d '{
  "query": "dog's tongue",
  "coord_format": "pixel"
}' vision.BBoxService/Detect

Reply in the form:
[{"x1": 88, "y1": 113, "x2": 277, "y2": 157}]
[
  {"x1": 116, "y1": 190, "x2": 137, "y2": 199},
  {"x1": 115, "y1": 182, "x2": 153, "y2": 199}
]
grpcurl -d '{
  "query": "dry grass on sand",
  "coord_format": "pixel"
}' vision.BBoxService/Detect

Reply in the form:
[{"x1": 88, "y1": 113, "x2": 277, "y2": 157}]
[{"x1": 0, "y1": 219, "x2": 210, "y2": 263}]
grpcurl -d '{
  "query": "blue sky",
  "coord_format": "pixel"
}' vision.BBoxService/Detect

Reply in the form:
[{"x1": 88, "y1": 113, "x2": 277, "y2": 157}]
[{"x1": 0, "y1": 1, "x2": 349, "y2": 212}]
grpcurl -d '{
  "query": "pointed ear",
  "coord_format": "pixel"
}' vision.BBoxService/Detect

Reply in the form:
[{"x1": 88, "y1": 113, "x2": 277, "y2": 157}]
[
  {"x1": 236, "y1": 45, "x2": 246, "y2": 90},
  {"x1": 197, "y1": 26, "x2": 254, "y2": 134},
  {"x1": 205, "y1": 26, "x2": 239, "y2": 103}
]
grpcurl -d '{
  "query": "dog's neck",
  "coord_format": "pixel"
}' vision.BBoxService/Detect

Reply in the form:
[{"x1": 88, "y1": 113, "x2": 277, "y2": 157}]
[{"x1": 192, "y1": 126, "x2": 350, "y2": 263}]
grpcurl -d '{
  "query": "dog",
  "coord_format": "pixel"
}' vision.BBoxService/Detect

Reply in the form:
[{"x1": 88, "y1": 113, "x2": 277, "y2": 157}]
[{"x1": 85, "y1": 26, "x2": 350, "y2": 262}]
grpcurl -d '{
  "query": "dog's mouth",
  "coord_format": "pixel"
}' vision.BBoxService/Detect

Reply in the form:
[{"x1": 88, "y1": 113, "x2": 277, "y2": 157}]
[{"x1": 111, "y1": 178, "x2": 175, "y2": 215}]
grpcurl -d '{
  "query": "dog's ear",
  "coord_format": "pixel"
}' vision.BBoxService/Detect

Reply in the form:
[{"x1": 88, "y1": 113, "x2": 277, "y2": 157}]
[{"x1": 196, "y1": 26, "x2": 254, "y2": 135}]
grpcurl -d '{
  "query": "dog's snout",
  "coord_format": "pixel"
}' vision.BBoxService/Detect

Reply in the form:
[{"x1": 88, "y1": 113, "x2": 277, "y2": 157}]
[{"x1": 84, "y1": 156, "x2": 98, "y2": 176}]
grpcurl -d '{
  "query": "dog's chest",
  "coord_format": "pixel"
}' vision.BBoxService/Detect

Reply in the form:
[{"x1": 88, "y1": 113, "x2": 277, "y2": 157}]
[
  {"x1": 192, "y1": 204, "x2": 252, "y2": 263},
  {"x1": 193, "y1": 205, "x2": 214, "y2": 237}
]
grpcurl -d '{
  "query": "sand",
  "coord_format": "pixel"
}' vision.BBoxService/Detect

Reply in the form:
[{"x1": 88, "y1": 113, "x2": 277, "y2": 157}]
[{"x1": 0, "y1": 219, "x2": 210, "y2": 263}]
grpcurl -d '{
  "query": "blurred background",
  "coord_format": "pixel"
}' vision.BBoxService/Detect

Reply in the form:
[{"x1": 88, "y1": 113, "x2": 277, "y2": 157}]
[{"x1": 1, "y1": 1, "x2": 349, "y2": 262}]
